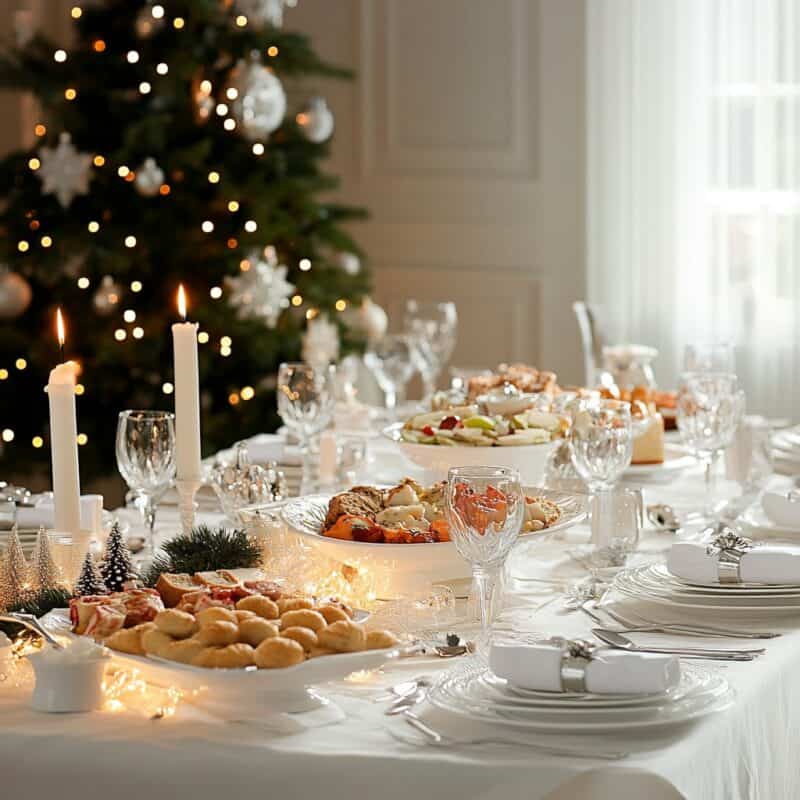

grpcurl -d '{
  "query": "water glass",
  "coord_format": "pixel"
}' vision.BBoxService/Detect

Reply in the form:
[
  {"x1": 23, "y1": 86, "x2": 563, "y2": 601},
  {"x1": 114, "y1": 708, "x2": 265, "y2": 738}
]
[
  {"x1": 568, "y1": 398, "x2": 633, "y2": 492},
  {"x1": 364, "y1": 334, "x2": 416, "y2": 410},
  {"x1": 404, "y1": 300, "x2": 458, "y2": 400},
  {"x1": 445, "y1": 466, "x2": 524, "y2": 646},
  {"x1": 115, "y1": 410, "x2": 176, "y2": 551},
  {"x1": 677, "y1": 372, "x2": 743, "y2": 518},
  {"x1": 590, "y1": 488, "x2": 642, "y2": 560},
  {"x1": 277, "y1": 362, "x2": 336, "y2": 495}
]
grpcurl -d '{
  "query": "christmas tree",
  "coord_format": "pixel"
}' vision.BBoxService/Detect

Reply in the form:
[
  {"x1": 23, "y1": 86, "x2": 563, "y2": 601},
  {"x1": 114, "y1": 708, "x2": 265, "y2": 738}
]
[
  {"x1": 0, "y1": 527, "x2": 30, "y2": 609},
  {"x1": 0, "y1": 0, "x2": 369, "y2": 479},
  {"x1": 75, "y1": 550, "x2": 107, "y2": 596},
  {"x1": 31, "y1": 527, "x2": 63, "y2": 591},
  {"x1": 99, "y1": 521, "x2": 136, "y2": 592}
]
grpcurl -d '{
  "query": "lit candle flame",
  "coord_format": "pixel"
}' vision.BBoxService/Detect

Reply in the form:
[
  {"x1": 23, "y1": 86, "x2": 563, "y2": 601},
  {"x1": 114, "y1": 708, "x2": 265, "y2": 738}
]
[
  {"x1": 56, "y1": 308, "x2": 66, "y2": 348},
  {"x1": 177, "y1": 284, "x2": 187, "y2": 320}
]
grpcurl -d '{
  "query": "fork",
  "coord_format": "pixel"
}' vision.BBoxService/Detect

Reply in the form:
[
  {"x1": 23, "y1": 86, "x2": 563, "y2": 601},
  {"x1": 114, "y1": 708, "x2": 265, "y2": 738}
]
[{"x1": 396, "y1": 711, "x2": 629, "y2": 760}]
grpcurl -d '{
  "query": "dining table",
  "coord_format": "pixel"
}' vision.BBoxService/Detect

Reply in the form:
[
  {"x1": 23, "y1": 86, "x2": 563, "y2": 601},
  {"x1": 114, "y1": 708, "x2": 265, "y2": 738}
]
[{"x1": 2, "y1": 434, "x2": 799, "y2": 800}]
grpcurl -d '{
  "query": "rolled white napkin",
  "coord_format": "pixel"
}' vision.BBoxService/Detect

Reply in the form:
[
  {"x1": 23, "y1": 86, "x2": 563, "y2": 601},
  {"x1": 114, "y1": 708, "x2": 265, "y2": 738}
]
[
  {"x1": 668, "y1": 540, "x2": 800, "y2": 584},
  {"x1": 17, "y1": 495, "x2": 103, "y2": 534},
  {"x1": 490, "y1": 640, "x2": 680, "y2": 695}
]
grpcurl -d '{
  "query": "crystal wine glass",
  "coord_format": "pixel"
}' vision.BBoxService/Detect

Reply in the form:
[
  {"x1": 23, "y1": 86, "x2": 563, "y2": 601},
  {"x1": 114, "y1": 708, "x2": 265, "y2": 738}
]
[
  {"x1": 277, "y1": 362, "x2": 336, "y2": 495},
  {"x1": 404, "y1": 300, "x2": 458, "y2": 401},
  {"x1": 115, "y1": 410, "x2": 176, "y2": 552},
  {"x1": 364, "y1": 334, "x2": 416, "y2": 411},
  {"x1": 677, "y1": 372, "x2": 743, "y2": 520},
  {"x1": 444, "y1": 466, "x2": 524, "y2": 647}
]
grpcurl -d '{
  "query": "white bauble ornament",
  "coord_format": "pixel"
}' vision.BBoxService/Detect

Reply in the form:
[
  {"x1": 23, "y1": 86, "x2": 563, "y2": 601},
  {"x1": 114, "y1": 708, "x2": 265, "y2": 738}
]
[
  {"x1": 302, "y1": 314, "x2": 340, "y2": 370},
  {"x1": 359, "y1": 298, "x2": 388, "y2": 342},
  {"x1": 297, "y1": 96, "x2": 334, "y2": 143},
  {"x1": 0, "y1": 270, "x2": 32, "y2": 320},
  {"x1": 134, "y1": 158, "x2": 164, "y2": 197},
  {"x1": 227, "y1": 57, "x2": 286, "y2": 141},
  {"x1": 225, "y1": 249, "x2": 295, "y2": 328},
  {"x1": 336, "y1": 251, "x2": 360, "y2": 276},
  {"x1": 37, "y1": 133, "x2": 93, "y2": 209},
  {"x1": 234, "y1": 0, "x2": 297, "y2": 28},
  {"x1": 93, "y1": 275, "x2": 122, "y2": 315}
]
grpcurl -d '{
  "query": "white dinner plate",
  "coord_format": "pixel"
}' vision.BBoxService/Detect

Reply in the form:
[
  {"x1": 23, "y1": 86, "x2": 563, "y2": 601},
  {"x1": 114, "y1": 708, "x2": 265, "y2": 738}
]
[
  {"x1": 427, "y1": 661, "x2": 733, "y2": 732},
  {"x1": 641, "y1": 564, "x2": 800, "y2": 596},
  {"x1": 624, "y1": 446, "x2": 695, "y2": 479}
]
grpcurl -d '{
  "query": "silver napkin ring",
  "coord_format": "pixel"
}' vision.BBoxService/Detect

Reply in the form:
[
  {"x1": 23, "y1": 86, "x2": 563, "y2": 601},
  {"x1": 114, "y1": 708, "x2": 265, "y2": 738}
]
[
  {"x1": 706, "y1": 530, "x2": 755, "y2": 585},
  {"x1": 559, "y1": 639, "x2": 596, "y2": 692}
]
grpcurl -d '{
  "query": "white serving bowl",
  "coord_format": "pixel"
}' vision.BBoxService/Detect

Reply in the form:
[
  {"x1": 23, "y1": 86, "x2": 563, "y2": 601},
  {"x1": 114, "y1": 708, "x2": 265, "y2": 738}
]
[{"x1": 382, "y1": 422, "x2": 557, "y2": 485}]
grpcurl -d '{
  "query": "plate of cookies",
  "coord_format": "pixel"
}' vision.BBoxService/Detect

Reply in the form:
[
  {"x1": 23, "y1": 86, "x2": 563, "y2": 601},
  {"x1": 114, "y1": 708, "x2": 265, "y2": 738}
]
[{"x1": 43, "y1": 568, "x2": 403, "y2": 713}]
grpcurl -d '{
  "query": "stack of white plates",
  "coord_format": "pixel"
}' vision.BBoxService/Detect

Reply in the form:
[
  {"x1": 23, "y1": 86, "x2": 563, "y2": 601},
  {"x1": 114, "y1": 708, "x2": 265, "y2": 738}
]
[
  {"x1": 770, "y1": 427, "x2": 800, "y2": 476},
  {"x1": 427, "y1": 659, "x2": 732, "y2": 733},
  {"x1": 614, "y1": 563, "x2": 800, "y2": 612}
]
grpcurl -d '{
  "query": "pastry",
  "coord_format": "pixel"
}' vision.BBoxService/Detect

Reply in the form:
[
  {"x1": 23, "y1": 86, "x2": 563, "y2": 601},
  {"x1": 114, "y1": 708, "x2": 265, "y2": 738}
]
[
  {"x1": 70, "y1": 595, "x2": 126, "y2": 635},
  {"x1": 193, "y1": 570, "x2": 239, "y2": 590},
  {"x1": 84, "y1": 604, "x2": 126, "y2": 640},
  {"x1": 318, "y1": 604, "x2": 349, "y2": 625},
  {"x1": 317, "y1": 620, "x2": 366, "y2": 652},
  {"x1": 307, "y1": 646, "x2": 337, "y2": 659},
  {"x1": 123, "y1": 588, "x2": 165, "y2": 626},
  {"x1": 190, "y1": 647, "x2": 222, "y2": 668},
  {"x1": 279, "y1": 609, "x2": 326, "y2": 633},
  {"x1": 154, "y1": 608, "x2": 198, "y2": 639},
  {"x1": 281, "y1": 626, "x2": 318, "y2": 653},
  {"x1": 195, "y1": 606, "x2": 238, "y2": 626},
  {"x1": 155, "y1": 573, "x2": 198, "y2": 608},
  {"x1": 632, "y1": 412, "x2": 665, "y2": 464},
  {"x1": 196, "y1": 643, "x2": 256, "y2": 669},
  {"x1": 234, "y1": 609, "x2": 256, "y2": 622},
  {"x1": 196, "y1": 620, "x2": 239, "y2": 646},
  {"x1": 238, "y1": 617, "x2": 279, "y2": 646},
  {"x1": 141, "y1": 628, "x2": 175, "y2": 658},
  {"x1": 236, "y1": 595, "x2": 279, "y2": 619},
  {"x1": 254, "y1": 636, "x2": 305, "y2": 669},
  {"x1": 165, "y1": 638, "x2": 207, "y2": 665},
  {"x1": 277, "y1": 596, "x2": 314, "y2": 614},
  {"x1": 365, "y1": 630, "x2": 400, "y2": 650},
  {"x1": 105, "y1": 625, "x2": 147, "y2": 655}
]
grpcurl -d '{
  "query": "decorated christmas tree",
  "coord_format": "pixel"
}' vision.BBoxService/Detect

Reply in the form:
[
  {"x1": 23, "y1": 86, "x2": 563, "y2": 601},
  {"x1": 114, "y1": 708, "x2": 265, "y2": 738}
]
[
  {"x1": 99, "y1": 521, "x2": 136, "y2": 592},
  {"x1": 75, "y1": 550, "x2": 107, "y2": 596},
  {"x1": 31, "y1": 527, "x2": 63, "y2": 591},
  {"x1": 0, "y1": 0, "x2": 370, "y2": 479},
  {"x1": 0, "y1": 527, "x2": 30, "y2": 609}
]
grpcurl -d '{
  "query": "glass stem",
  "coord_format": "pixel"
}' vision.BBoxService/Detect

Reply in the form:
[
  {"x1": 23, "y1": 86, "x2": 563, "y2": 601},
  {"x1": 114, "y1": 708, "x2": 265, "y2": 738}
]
[
  {"x1": 472, "y1": 565, "x2": 500, "y2": 648},
  {"x1": 384, "y1": 384, "x2": 397, "y2": 411},
  {"x1": 395, "y1": 382, "x2": 406, "y2": 407},
  {"x1": 299, "y1": 435, "x2": 315, "y2": 496},
  {"x1": 704, "y1": 452, "x2": 718, "y2": 519}
]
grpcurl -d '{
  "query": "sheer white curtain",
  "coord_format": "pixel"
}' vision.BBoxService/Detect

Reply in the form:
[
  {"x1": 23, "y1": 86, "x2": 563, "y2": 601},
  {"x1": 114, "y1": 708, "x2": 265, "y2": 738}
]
[{"x1": 588, "y1": 0, "x2": 800, "y2": 418}]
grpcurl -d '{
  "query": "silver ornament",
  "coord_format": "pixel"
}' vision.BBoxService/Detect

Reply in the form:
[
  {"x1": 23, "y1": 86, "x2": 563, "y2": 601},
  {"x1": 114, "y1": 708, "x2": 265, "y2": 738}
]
[
  {"x1": 358, "y1": 297, "x2": 388, "y2": 342},
  {"x1": 225, "y1": 249, "x2": 294, "y2": 328},
  {"x1": 234, "y1": 0, "x2": 297, "y2": 29},
  {"x1": 227, "y1": 57, "x2": 286, "y2": 140},
  {"x1": 134, "y1": 158, "x2": 164, "y2": 197},
  {"x1": 297, "y1": 96, "x2": 334, "y2": 143},
  {"x1": 37, "y1": 133, "x2": 93, "y2": 209},
  {"x1": 93, "y1": 275, "x2": 122, "y2": 315},
  {"x1": 336, "y1": 251, "x2": 360, "y2": 275},
  {"x1": 0, "y1": 270, "x2": 32, "y2": 320},
  {"x1": 301, "y1": 314, "x2": 340, "y2": 369}
]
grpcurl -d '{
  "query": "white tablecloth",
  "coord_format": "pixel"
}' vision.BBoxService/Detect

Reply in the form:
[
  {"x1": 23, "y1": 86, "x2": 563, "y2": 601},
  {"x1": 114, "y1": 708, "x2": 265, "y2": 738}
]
[{"x1": 3, "y1": 442, "x2": 800, "y2": 800}]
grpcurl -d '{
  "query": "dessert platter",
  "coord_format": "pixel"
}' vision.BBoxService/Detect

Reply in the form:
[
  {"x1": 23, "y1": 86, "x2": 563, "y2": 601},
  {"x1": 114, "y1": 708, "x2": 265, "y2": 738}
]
[
  {"x1": 281, "y1": 478, "x2": 587, "y2": 591},
  {"x1": 42, "y1": 568, "x2": 403, "y2": 712}
]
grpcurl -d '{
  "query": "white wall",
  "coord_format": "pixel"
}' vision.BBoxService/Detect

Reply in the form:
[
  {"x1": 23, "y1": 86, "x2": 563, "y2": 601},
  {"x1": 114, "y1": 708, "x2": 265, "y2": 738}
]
[{"x1": 289, "y1": 0, "x2": 587, "y2": 385}]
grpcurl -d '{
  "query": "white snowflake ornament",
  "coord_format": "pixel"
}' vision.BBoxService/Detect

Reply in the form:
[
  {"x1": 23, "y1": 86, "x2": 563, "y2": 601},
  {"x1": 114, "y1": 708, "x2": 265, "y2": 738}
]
[
  {"x1": 302, "y1": 314, "x2": 340, "y2": 370},
  {"x1": 37, "y1": 133, "x2": 93, "y2": 208},
  {"x1": 134, "y1": 158, "x2": 164, "y2": 197},
  {"x1": 225, "y1": 249, "x2": 294, "y2": 328},
  {"x1": 297, "y1": 96, "x2": 334, "y2": 143}
]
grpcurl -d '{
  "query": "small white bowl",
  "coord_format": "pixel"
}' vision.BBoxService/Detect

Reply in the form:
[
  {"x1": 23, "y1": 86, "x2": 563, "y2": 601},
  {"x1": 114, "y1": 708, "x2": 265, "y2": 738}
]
[
  {"x1": 382, "y1": 423, "x2": 556, "y2": 484},
  {"x1": 761, "y1": 492, "x2": 800, "y2": 531}
]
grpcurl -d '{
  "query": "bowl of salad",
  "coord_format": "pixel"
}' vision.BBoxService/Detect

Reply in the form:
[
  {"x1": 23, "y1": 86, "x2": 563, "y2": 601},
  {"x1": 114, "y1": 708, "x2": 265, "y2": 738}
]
[{"x1": 383, "y1": 400, "x2": 566, "y2": 483}]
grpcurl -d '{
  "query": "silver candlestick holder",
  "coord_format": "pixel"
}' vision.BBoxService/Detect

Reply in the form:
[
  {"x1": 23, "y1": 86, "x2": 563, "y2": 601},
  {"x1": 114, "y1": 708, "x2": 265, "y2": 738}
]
[{"x1": 176, "y1": 478, "x2": 202, "y2": 535}]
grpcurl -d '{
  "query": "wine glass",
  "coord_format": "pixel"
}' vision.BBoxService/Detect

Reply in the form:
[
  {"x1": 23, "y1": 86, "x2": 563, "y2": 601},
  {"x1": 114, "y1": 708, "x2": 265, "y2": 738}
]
[
  {"x1": 684, "y1": 342, "x2": 735, "y2": 373},
  {"x1": 277, "y1": 362, "x2": 336, "y2": 495},
  {"x1": 677, "y1": 372, "x2": 743, "y2": 520},
  {"x1": 444, "y1": 466, "x2": 524, "y2": 647},
  {"x1": 115, "y1": 410, "x2": 176, "y2": 551},
  {"x1": 404, "y1": 300, "x2": 458, "y2": 401},
  {"x1": 364, "y1": 334, "x2": 416, "y2": 411}
]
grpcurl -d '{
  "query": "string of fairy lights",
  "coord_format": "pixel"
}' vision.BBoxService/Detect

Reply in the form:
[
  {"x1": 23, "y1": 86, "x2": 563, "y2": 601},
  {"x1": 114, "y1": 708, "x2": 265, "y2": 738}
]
[{"x1": 4, "y1": 2, "x2": 353, "y2": 453}]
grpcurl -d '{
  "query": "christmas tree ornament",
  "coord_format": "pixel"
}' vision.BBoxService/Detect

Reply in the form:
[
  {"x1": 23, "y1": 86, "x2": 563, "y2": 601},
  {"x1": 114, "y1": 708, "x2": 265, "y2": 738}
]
[
  {"x1": 227, "y1": 56, "x2": 286, "y2": 140},
  {"x1": 31, "y1": 527, "x2": 62, "y2": 592},
  {"x1": 0, "y1": 269, "x2": 32, "y2": 319},
  {"x1": 134, "y1": 158, "x2": 165, "y2": 197},
  {"x1": 0, "y1": 527, "x2": 30, "y2": 610},
  {"x1": 93, "y1": 275, "x2": 122, "y2": 315},
  {"x1": 336, "y1": 251, "x2": 361, "y2": 276},
  {"x1": 36, "y1": 132, "x2": 93, "y2": 208},
  {"x1": 296, "y1": 96, "x2": 334, "y2": 143},
  {"x1": 225, "y1": 249, "x2": 294, "y2": 327},
  {"x1": 99, "y1": 522, "x2": 137, "y2": 592},
  {"x1": 234, "y1": 0, "x2": 297, "y2": 28},
  {"x1": 358, "y1": 297, "x2": 388, "y2": 342},
  {"x1": 74, "y1": 551, "x2": 107, "y2": 597},
  {"x1": 301, "y1": 313, "x2": 340, "y2": 369}
]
